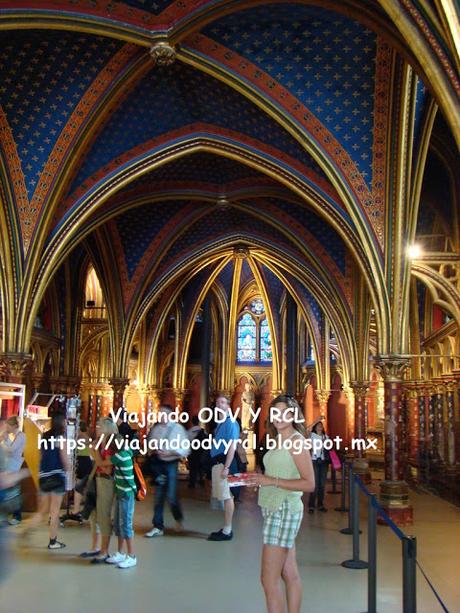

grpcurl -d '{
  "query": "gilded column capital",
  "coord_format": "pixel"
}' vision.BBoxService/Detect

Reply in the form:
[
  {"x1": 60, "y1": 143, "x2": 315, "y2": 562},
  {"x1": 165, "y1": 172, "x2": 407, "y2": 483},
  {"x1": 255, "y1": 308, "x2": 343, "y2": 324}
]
[
  {"x1": 108, "y1": 377, "x2": 130, "y2": 396},
  {"x1": 149, "y1": 41, "x2": 177, "y2": 66},
  {"x1": 0, "y1": 352, "x2": 33, "y2": 381},
  {"x1": 374, "y1": 355, "x2": 410, "y2": 382},
  {"x1": 350, "y1": 381, "x2": 370, "y2": 398},
  {"x1": 315, "y1": 389, "x2": 331, "y2": 406}
]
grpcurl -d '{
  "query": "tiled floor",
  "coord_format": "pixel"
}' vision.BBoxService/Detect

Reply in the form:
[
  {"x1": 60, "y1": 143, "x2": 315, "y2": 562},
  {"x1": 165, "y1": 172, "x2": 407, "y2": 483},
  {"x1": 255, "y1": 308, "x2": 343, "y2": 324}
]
[{"x1": 1, "y1": 482, "x2": 459, "y2": 613}]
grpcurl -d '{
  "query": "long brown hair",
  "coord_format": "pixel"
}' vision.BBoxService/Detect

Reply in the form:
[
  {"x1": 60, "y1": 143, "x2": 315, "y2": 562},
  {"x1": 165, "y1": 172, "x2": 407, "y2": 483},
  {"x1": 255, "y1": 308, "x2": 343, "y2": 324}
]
[{"x1": 267, "y1": 394, "x2": 307, "y2": 439}]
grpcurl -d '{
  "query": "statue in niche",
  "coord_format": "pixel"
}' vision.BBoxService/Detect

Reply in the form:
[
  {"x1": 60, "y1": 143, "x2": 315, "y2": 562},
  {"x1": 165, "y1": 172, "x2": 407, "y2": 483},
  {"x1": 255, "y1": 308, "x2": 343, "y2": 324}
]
[{"x1": 241, "y1": 381, "x2": 255, "y2": 431}]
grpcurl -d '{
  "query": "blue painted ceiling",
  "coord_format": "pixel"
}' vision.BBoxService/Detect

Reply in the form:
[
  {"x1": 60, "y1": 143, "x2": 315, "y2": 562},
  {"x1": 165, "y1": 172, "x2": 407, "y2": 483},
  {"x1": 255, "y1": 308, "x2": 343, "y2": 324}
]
[
  {"x1": 0, "y1": 31, "x2": 123, "y2": 199},
  {"x1": 71, "y1": 61, "x2": 326, "y2": 190},
  {"x1": 203, "y1": 3, "x2": 377, "y2": 183}
]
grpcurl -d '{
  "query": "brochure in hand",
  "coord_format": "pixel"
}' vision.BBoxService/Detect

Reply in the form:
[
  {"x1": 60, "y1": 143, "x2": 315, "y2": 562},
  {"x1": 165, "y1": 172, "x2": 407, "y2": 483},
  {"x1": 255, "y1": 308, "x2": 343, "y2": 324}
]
[{"x1": 227, "y1": 473, "x2": 253, "y2": 488}]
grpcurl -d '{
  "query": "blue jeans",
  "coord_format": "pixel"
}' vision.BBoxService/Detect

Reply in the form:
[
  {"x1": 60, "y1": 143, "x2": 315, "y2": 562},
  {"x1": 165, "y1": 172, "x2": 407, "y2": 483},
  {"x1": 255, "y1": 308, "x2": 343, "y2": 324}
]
[
  {"x1": 153, "y1": 460, "x2": 183, "y2": 530},
  {"x1": 114, "y1": 494, "x2": 135, "y2": 539},
  {"x1": 309, "y1": 460, "x2": 329, "y2": 508}
]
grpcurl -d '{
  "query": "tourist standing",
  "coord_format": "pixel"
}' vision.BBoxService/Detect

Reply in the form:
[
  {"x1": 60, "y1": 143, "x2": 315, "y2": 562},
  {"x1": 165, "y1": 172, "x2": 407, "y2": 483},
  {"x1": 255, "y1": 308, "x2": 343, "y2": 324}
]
[
  {"x1": 308, "y1": 421, "x2": 330, "y2": 513},
  {"x1": 207, "y1": 395, "x2": 240, "y2": 541},
  {"x1": 248, "y1": 394, "x2": 315, "y2": 613}
]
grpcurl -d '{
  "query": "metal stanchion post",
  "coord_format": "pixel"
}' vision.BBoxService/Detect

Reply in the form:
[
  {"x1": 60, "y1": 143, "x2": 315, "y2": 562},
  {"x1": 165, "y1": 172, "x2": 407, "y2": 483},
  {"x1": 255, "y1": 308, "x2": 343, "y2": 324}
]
[
  {"x1": 340, "y1": 464, "x2": 353, "y2": 533},
  {"x1": 335, "y1": 462, "x2": 348, "y2": 512},
  {"x1": 366, "y1": 495, "x2": 378, "y2": 613},
  {"x1": 402, "y1": 537, "x2": 417, "y2": 613},
  {"x1": 342, "y1": 476, "x2": 368, "y2": 569},
  {"x1": 328, "y1": 465, "x2": 339, "y2": 494}
]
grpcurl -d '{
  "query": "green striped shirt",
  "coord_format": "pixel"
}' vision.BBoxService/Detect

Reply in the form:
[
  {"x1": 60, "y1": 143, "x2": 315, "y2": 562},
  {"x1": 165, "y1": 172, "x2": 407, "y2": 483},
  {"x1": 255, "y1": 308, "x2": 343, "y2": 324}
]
[{"x1": 111, "y1": 448, "x2": 136, "y2": 497}]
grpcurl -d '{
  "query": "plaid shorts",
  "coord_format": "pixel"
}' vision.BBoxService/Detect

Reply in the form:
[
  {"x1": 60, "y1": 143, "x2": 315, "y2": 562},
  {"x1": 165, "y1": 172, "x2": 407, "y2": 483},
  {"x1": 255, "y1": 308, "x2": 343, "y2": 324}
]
[{"x1": 262, "y1": 501, "x2": 303, "y2": 549}]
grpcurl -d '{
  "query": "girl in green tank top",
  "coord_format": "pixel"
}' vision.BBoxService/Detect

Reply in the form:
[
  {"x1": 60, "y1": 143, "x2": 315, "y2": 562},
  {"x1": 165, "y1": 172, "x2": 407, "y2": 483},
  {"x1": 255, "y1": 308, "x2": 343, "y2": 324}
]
[{"x1": 248, "y1": 395, "x2": 315, "y2": 613}]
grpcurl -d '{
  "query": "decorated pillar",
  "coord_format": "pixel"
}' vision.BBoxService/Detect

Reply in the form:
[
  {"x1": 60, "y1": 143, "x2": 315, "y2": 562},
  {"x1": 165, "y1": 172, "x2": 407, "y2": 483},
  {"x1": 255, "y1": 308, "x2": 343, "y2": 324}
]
[
  {"x1": 109, "y1": 377, "x2": 129, "y2": 413},
  {"x1": 404, "y1": 382, "x2": 420, "y2": 480},
  {"x1": 286, "y1": 294, "x2": 298, "y2": 396},
  {"x1": 443, "y1": 378, "x2": 457, "y2": 473},
  {"x1": 375, "y1": 355, "x2": 412, "y2": 525},
  {"x1": 433, "y1": 379, "x2": 447, "y2": 465},
  {"x1": 200, "y1": 294, "x2": 212, "y2": 409},
  {"x1": 351, "y1": 382, "x2": 369, "y2": 448},
  {"x1": 350, "y1": 381, "x2": 371, "y2": 482},
  {"x1": 416, "y1": 383, "x2": 428, "y2": 481}
]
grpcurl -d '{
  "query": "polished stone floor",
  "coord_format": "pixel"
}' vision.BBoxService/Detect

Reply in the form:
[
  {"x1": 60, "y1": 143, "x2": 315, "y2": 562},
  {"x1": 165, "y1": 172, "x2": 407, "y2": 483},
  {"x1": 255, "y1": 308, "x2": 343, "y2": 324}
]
[{"x1": 1, "y1": 479, "x2": 459, "y2": 613}]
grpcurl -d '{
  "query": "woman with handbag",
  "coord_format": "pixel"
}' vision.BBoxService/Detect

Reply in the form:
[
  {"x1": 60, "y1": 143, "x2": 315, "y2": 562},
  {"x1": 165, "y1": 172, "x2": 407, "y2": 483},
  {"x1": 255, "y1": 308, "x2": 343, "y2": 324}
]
[
  {"x1": 308, "y1": 421, "x2": 330, "y2": 514},
  {"x1": 23, "y1": 413, "x2": 70, "y2": 549}
]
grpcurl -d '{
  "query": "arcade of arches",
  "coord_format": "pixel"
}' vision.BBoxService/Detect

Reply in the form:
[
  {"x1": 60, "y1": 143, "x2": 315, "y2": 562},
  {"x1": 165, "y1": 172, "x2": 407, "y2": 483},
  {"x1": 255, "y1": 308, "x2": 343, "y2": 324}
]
[{"x1": 0, "y1": 0, "x2": 459, "y2": 533}]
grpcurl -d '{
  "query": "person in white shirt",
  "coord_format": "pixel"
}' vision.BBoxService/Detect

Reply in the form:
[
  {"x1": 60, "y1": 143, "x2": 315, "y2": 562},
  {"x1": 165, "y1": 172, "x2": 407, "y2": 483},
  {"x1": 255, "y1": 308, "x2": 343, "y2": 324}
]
[
  {"x1": 308, "y1": 421, "x2": 330, "y2": 513},
  {"x1": 144, "y1": 405, "x2": 190, "y2": 538}
]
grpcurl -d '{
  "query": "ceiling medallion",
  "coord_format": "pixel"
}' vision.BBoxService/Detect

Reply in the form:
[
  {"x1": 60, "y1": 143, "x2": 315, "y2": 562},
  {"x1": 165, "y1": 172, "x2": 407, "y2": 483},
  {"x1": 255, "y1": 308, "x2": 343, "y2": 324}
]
[
  {"x1": 216, "y1": 194, "x2": 231, "y2": 209},
  {"x1": 149, "y1": 41, "x2": 177, "y2": 67},
  {"x1": 234, "y1": 246, "x2": 249, "y2": 259}
]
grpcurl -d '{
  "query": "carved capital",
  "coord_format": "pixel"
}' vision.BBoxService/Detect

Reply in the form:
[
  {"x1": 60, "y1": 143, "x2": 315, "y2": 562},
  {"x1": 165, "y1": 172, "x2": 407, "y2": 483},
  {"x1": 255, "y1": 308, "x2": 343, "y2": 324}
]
[
  {"x1": 374, "y1": 355, "x2": 410, "y2": 382},
  {"x1": 315, "y1": 389, "x2": 330, "y2": 407},
  {"x1": 351, "y1": 381, "x2": 370, "y2": 398},
  {"x1": 174, "y1": 388, "x2": 187, "y2": 404},
  {"x1": 0, "y1": 352, "x2": 33, "y2": 381},
  {"x1": 109, "y1": 377, "x2": 130, "y2": 396},
  {"x1": 149, "y1": 41, "x2": 177, "y2": 66}
]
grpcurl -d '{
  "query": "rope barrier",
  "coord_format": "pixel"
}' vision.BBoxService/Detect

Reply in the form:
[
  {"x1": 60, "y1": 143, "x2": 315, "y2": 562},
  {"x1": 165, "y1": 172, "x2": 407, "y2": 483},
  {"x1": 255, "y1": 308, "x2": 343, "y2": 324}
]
[
  {"x1": 353, "y1": 474, "x2": 451, "y2": 612},
  {"x1": 416, "y1": 561, "x2": 450, "y2": 613}
]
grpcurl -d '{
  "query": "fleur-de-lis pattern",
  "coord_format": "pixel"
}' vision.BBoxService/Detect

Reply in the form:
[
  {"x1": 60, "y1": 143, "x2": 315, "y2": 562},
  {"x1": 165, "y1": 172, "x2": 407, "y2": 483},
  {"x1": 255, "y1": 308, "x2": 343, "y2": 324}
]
[{"x1": 203, "y1": 4, "x2": 377, "y2": 183}]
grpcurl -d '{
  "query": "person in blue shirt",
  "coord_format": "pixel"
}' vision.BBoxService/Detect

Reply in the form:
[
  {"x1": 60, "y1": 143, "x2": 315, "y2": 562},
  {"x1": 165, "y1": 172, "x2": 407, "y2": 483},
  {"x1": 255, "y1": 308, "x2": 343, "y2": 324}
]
[{"x1": 208, "y1": 395, "x2": 240, "y2": 542}]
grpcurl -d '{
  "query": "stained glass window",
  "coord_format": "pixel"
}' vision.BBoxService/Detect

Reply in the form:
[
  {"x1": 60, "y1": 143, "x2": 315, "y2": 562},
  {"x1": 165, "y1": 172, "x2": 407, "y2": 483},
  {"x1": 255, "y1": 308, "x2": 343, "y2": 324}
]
[
  {"x1": 260, "y1": 318, "x2": 272, "y2": 362},
  {"x1": 237, "y1": 313, "x2": 257, "y2": 362},
  {"x1": 250, "y1": 298, "x2": 265, "y2": 315}
]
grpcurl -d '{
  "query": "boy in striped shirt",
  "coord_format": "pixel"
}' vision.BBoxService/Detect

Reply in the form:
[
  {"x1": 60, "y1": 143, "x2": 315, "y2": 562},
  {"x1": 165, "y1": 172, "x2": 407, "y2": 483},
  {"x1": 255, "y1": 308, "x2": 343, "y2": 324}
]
[{"x1": 105, "y1": 435, "x2": 137, "y2": 569}]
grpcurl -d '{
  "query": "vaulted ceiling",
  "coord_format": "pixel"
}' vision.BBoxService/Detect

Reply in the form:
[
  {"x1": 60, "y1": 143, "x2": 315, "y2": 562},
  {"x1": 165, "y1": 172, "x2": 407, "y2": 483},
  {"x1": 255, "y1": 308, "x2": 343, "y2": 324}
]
[{"x1": 0, "y1": 0, "x2": 458, "y2": 371}]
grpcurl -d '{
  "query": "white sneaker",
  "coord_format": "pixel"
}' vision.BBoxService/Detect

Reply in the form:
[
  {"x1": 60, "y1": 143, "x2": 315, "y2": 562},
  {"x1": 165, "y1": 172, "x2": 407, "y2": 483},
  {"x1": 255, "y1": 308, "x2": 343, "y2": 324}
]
[
  {"x1": 144, "y1": 528, "x2": 164, "y2": 538},
  {"x1": 118, "y1": 555, "x2": 137, "y2": 569},
  {"x1": 105, "y1": 551, "x2": 126, "y2": 564},
  {"x1": 174, "y1": 521, "x2": 184, "y2": 533}
]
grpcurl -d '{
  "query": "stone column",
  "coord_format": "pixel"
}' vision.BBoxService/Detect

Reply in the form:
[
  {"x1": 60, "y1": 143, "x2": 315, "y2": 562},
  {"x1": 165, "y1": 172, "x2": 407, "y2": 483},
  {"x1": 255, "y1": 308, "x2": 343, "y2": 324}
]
[
  {"x1": 433, "y1": 379, "x2": 447, "y2": 465},
  {"x1": 286, "y1": 294, "x2": 298, "y2": 396},
  {"x1": 404, "y1": 382, "x2": 421, "y2": 481},
  {"x1": 375, "y1": 355, "x2": 412, "y2": 525},
  {"x1": 443, "y1": 378, "x2": 457, "y2": 473},
  {"x1": 416, "y1": 383, "x2": 428, "y2": 481},
  {"x1": 351, "y1": 381, "x2": 371, "y2": 482},
  {"x1": 109, "y1": 377, "x2": 129, "y2": 413},
  {"x1": 200, "y1": 295, "x2": 212, "y2": 409}
]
